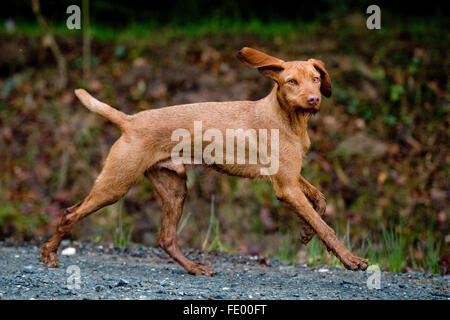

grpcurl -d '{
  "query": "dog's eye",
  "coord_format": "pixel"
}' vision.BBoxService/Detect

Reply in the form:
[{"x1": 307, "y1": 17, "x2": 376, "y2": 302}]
[
  {"x1": 313, "y1": 77, "x2": 320, "y2": 83},
  {"x1": 287, "y1": 79, "x2": 297, "y2": 85}
]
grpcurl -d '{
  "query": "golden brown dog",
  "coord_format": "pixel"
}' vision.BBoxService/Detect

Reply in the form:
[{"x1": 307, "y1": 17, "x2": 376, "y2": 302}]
[{"x1": 42, "y1": 47, "x2": 369, "y2": 275}]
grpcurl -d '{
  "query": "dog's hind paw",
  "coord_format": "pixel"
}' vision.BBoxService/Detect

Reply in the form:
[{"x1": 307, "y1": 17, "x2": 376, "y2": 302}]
[
  {"x1": 42, "y1": 250, "x2": 59, "y2": 268},
  {"x1": 187, "y1": 263, "x2": 215, "y2": 276}
]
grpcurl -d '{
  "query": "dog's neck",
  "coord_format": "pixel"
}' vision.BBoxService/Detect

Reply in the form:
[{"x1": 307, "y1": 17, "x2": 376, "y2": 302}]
[{"x1": 264, "y1": 85, "x2": 310, "y2": 137}]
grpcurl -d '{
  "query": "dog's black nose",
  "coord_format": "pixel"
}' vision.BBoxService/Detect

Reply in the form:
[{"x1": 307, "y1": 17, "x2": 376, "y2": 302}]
[{"x1": 307, "y1": 94, "x2": 320, "y2": 107}]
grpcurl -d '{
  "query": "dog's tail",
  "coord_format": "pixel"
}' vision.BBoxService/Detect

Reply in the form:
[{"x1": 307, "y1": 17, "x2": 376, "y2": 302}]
[{"x1": 74, "y1": 89, "x2": 128, "y2": 130}]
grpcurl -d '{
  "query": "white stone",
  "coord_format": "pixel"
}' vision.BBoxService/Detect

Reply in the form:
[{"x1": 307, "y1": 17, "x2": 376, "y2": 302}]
[{"x1": 62, "y1": 247, "x2": 76, "y2": 255}]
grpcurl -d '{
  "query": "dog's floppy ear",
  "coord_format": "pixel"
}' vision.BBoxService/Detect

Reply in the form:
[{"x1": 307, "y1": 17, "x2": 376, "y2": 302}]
[
  {"x1": 308, "y1": 59, "x2": 331, "y2": 97},
  {"x1": 237, "y1": 47, "x2": 284, "y2": 82}
]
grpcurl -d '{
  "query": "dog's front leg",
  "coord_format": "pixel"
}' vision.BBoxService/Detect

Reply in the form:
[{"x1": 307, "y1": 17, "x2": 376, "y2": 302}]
[
  {"x1": 299, "y1": 176, "x2": 326, "y2": 214},
  {"x1": 273, "y1": 179, "x2": 368, "y2": 271},
  {"x1": 298, "y1": 176, "x2": 326, "y2": 244}
]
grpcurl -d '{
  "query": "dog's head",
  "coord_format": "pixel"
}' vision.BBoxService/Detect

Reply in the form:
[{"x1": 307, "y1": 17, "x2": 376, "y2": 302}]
[{"x1": 237, "y1": 47, "x2": 331, "y2": 114}]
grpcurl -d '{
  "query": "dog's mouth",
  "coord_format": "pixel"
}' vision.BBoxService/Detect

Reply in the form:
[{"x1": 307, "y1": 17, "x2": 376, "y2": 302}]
[{"x1": 295, "y1": 106, "x2": 319, "y2": 115}]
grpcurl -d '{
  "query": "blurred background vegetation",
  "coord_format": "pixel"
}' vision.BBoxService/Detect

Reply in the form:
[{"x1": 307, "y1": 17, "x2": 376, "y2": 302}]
[{"x1": 0, "y1": 1, "x2": 448, "y2": 274}]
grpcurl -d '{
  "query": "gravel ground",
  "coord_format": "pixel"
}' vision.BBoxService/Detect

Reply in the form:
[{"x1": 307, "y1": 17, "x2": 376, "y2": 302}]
[{"x1": 0, "y1": 242, "x2": 448, "y2": 300}]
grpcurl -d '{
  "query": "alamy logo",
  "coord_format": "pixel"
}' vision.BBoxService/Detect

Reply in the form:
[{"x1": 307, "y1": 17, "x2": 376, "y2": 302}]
[
  {"x1": 366, "y1": 264, "x2": 381, "y2": 289},
  {"x1": 366, "y1": 5, "x2": 381, "y2": 30},
  {"x1": 66, "y1": 5, "x2": 81, "y2": 30},
  {"x1": 66, "y1": 265, "x2": 81, "y2": 290},
  {"x1": 171, "y1": 121, "x2": 280, "y2": 175}
]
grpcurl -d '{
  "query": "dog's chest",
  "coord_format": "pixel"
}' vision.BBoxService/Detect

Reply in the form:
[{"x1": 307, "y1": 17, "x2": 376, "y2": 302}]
[{"x1": 300, "y1": 132, "x2": 311, "y2": 155}]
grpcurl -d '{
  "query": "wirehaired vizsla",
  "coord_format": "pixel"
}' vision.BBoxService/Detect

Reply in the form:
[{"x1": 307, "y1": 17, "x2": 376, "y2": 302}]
[{"x1": 42, "y1": 47, "x2": 369, "y2": 275}]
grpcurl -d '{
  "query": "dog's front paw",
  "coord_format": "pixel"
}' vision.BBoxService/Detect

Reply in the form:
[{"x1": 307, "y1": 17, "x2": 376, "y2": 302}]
[
  {"x1": 187, "y1": 263, "x2": 215, "y2": 276},
  {"x1": 300, "y1": 225, "x2": 315, "y2": 245},
  {"x1": 340, "y1": 252, "x2": 369, "y2": 271}
]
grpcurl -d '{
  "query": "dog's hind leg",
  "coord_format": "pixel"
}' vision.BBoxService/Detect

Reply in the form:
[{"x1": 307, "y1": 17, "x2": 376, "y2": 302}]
[
  {"x1": 145, "y1": 161, "x2": 214, "y2": 276},
  {"x1": 42, "y1": 137, "x2": 146, "y2": 267}
]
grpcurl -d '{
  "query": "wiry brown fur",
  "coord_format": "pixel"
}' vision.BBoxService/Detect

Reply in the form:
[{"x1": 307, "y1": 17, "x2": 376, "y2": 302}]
[{"x1": 42, "y1": 47, "x2": 368, "y2": 275}]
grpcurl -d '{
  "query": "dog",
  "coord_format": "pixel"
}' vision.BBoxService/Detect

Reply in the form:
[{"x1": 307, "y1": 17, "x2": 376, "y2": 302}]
[{"x1": 42, "y1": 47, "x2": 369, "y2": 275}]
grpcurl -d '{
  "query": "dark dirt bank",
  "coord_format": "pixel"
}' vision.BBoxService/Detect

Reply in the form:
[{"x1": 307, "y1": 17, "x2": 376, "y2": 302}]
[{"x1": 0, "y1": 242, "x2": 448, "y2": 300}]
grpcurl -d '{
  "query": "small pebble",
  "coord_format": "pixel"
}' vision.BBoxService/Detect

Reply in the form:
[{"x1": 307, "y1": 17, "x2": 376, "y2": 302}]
[
  {"x1": 23, "y1": 265, "x2": 34, "y2": 274},
  {"x1": 62, "y1": 247, "x2": 76, "y2": 255},
  {"x1": 95, "y1": 285, "x2": 105, "y2": 292},
  {"x1": 116, "y1": 279, "x2": 129, "y2": 287}
]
